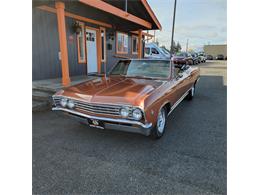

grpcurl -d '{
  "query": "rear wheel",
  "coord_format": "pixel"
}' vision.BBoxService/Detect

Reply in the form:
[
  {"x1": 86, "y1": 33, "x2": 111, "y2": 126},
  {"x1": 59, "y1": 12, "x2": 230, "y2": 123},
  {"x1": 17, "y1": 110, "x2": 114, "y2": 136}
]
[{"x1": 150, "y1": 107, "x2": 167, "y2": 139}]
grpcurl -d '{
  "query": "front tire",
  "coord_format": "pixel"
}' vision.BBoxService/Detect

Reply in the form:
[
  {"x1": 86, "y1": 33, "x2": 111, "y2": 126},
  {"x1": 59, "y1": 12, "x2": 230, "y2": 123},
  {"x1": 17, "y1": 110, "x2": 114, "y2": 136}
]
[{"x1": 151, "y1": 107, "x2": 167, "y2": 139}]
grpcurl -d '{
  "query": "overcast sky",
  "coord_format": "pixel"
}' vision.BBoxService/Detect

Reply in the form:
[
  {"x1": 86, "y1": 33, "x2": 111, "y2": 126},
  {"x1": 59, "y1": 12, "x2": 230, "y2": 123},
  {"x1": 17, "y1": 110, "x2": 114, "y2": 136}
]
[{"x1": 147, "y1": 0, "x2": 227, "y2": 51}]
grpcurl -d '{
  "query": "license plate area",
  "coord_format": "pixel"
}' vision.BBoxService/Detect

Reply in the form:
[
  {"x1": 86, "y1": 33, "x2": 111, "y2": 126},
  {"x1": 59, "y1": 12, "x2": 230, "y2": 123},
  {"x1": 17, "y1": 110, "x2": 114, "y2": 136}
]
[{"x1": 88, "y1": 119, "x2": 104, "y2": 129}]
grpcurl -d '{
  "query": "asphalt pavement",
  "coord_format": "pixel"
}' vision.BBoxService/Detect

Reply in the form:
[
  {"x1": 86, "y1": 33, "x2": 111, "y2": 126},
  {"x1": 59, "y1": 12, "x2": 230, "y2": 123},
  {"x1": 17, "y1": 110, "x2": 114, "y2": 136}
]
[{"x1": 33, "y1": 61, "x2": 227, "y2": 195}]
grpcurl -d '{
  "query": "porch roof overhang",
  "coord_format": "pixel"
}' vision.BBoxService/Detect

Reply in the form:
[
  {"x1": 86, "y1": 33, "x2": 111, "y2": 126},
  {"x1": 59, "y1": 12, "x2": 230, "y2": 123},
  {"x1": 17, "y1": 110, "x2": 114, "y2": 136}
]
[
  {"x1": 102, "y1": 0, "x2": 161, "y2": 30},
  {"x1": 33, "y1": 0, "x2": 161, "y2": 31},
  {"x1": 79, "y1": 0, "x2": 161, "y2": 30}
]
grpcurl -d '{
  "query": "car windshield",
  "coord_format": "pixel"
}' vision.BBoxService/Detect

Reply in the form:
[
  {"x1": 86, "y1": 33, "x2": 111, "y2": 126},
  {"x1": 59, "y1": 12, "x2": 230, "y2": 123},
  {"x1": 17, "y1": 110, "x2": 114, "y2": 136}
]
[
  {"x1": 109, "y1": 60, "x2": 171, "y2": 79},
  {"x1": 161, "y1": 48, "x2": 170, "y2": 55}
]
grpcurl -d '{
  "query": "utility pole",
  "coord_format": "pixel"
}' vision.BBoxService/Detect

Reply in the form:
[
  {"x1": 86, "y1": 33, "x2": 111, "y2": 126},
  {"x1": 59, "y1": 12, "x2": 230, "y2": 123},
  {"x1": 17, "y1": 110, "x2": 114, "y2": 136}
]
[
  {"x1": 186, "y1": 38, "x2": 189, "y2": 52},
  {"x1": 125, "y1": 0, "x2": 127, "y2": 12},
  {"x1": 170, "y1": 0, "x2": 177, "y2": 58}
]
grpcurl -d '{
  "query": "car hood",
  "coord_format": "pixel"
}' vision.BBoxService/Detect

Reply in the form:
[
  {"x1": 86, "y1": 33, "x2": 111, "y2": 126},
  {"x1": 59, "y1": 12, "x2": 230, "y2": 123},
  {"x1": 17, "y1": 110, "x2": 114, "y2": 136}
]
[
  {"x1": 174, "y1": 56, "x2": 185, "y2": 60},
  {"x1": 60, "y1": 76, "x2": 165, "y2": 106}
]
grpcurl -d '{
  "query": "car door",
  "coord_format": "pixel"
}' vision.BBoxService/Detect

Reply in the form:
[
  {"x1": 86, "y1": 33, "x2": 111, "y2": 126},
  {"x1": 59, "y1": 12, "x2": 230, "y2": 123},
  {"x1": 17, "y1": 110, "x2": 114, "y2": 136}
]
[
  {"x1": 170, "y1": 66, "x2": 194, "y2": 105},
  {"x1": 162, "y1": 66, "x2": 187, "y2": 109}
]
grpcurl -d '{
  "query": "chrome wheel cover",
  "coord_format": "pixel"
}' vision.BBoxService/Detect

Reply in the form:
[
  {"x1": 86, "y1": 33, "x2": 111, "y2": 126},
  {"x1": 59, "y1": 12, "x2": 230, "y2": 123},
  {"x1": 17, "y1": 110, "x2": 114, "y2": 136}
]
[
  {"x1": 191, "y1": 86, "x2": 195, "y2": 96},
  {"x1": 157, "y1": 109, "x2": 166, "y2": 133}
]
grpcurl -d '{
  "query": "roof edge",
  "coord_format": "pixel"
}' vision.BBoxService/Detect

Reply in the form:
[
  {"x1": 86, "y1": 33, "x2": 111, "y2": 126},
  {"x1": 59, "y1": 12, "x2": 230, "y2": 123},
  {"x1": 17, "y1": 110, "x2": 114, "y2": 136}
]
[{"x1": 140, "y1": 0, "x2": 162, "y2": 30}]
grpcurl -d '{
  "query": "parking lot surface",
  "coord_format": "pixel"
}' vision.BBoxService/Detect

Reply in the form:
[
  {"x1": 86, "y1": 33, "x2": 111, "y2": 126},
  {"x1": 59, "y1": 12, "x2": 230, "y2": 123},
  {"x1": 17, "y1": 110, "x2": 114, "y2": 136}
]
[{"x1": 33, "y1": 61, "x2": 227, "y2": 195}]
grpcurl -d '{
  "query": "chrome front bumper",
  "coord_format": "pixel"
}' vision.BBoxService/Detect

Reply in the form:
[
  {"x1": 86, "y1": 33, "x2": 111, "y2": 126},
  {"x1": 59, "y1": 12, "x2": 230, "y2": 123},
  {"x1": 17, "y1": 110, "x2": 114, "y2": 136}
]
[{"x1": 52, "y1": 107, "x2": 153, "y2": 136}]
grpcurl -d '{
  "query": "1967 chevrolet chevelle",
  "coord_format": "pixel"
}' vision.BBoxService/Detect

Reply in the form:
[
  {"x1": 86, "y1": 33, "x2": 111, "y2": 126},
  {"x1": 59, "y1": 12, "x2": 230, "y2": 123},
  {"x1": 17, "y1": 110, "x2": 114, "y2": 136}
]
[{"x1": 52, "y1": 59, "x2": 200, "y2": 139}]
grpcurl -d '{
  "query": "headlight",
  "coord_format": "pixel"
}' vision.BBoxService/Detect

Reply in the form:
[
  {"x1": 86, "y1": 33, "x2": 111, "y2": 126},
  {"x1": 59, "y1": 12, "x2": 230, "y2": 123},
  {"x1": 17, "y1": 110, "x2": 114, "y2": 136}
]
[
  {"x1": 60, "y1": 98, "x2": 68, "y2": 107},
  {"x1": 120, "y1": 107, "x2": 129, "y2": 117},
  {"x1": 132, "y1": 108, "x2": 142, "y2": 120},
  {"x1": 67, "y1": 100, "x2": 75, "y2": 109}
]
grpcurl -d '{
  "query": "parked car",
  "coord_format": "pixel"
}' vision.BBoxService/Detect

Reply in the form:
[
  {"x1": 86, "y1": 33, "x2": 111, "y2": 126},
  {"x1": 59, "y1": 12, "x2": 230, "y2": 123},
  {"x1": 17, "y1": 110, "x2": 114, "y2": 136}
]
[
  {"x1": 190, "y1": 52, "x2": 200, "y2": 64},
  {"x1": 216, "y1": 54, "x2": 224, "y2": 60},
  {"x1": 52, "y1": 59, "x2": 200, "y2": 139},
  {"x1": 207, "y1": 55, "x2": 214, "y2": 60},
  {"x1": 173, "y1": 52, "x2": 193, "y2": 65},
  {"x1": 144, "y1": 43, "x2": 170, "y2": 59},
  {"x1": 198, "y1": 53, "x2": 206, "y2": 63}
]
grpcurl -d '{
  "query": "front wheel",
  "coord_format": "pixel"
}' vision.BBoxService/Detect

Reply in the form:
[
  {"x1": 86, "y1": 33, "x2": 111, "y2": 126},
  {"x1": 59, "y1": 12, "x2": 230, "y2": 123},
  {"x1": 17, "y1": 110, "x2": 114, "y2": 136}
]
[
  {"x1": 186, "y1": 84, "x2": 195, "y2": 100},
  {"x1": 150, "y1": 107, "x2": 167, "y2": 139}
]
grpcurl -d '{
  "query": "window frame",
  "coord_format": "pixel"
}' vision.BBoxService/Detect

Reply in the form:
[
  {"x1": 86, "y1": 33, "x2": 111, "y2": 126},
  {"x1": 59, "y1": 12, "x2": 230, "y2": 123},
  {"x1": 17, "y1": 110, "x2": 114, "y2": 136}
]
[
  {"x1": 116, "y1": 31, "x2": 129, "y2": 54},
  {"x1": 131, "y1": 35, "x2": 139, "y2": 55},
  {"x1": 76, "y1": 21, "x2": 86, "y2": 64},
  {"x1": 100, "y1": 27, "x2": 106, "y2": 62}
]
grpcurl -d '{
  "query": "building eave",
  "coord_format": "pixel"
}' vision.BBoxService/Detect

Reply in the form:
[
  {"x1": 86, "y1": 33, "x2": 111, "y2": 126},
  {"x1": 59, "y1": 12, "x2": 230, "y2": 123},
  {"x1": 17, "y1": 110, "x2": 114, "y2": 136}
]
[
  {"x1": 79, "y1": 0, "x2": 153, "y2": 29},
  {"x1": 140, "y1": 0, "x2": 162, "y2": 30}
]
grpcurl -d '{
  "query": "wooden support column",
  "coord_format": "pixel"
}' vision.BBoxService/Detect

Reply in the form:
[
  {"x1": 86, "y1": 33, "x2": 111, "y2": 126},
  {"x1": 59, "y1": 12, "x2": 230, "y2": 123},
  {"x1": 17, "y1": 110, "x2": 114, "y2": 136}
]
[
  {"x1": 55, "y1": 2, "x2": 70, "y2": 86},
  {"x1": 138, "y1": 29, "x2": 142, "y2": 59}
]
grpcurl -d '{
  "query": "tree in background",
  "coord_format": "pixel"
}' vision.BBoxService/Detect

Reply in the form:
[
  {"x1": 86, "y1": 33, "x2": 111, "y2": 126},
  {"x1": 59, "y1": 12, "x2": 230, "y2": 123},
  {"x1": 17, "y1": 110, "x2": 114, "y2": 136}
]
[
  {"x1": 169, "y1": 41, "x2": 182, "y2": 53},
  {"x1": 176, "y1": 42, "x2": 182, "y2": 52},
  {"x1": 170, "y1": 41, "x2": 176, "y2": 53}
]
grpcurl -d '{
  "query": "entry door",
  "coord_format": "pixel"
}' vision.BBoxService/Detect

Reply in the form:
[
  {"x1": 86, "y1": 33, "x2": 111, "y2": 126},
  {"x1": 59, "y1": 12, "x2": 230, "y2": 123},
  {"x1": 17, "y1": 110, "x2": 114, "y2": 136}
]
[{"x1": 86, "y1": 28, "x2": 98, "y2": 73}]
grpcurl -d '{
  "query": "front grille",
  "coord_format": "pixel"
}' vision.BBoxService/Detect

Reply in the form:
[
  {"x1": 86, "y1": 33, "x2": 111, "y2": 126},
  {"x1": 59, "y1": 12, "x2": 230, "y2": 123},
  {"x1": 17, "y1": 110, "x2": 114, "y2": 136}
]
[{"x1": 53, "y1": 96, "x2": 121, "y2": 116}]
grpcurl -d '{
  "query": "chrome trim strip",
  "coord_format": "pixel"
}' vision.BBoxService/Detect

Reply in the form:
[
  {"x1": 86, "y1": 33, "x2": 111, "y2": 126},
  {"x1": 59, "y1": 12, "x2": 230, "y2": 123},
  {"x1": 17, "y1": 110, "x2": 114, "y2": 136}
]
[
  {"x1": 168, "y1": 87, "x2": 191, "y2": 116},
  {"x1": 52, "y1": 95, "x2": 146, "y2": 119},
  {"x1": 52, "y1": 107, "x2": 152, "y2": 129},
  {"x1": 76, "y1": 107, "x2": 120, "y2": 116}
]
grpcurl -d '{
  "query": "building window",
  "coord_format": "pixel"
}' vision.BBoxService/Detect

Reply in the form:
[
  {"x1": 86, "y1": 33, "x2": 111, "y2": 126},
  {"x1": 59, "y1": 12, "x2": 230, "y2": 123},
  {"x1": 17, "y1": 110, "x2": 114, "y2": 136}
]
[
  {"x1": 132, "y1": 35, "x2": 139, "y2": 54},
  {"x1": 100, "y1": 27, "x2": 106, "y2": 62},
  {"x1": 77, "y1": 22, "x2": 86, "y2": 63},
  {"x1": 116, "y1": 32, "x2": 128, "y2": 54}
]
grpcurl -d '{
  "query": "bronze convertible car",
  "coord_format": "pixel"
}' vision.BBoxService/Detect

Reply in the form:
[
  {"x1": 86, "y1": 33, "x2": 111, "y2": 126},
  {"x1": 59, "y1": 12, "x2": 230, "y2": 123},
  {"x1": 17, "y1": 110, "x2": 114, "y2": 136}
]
[{"x1": 52, "y1": 59, "x2": 200, "y2": 139}]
